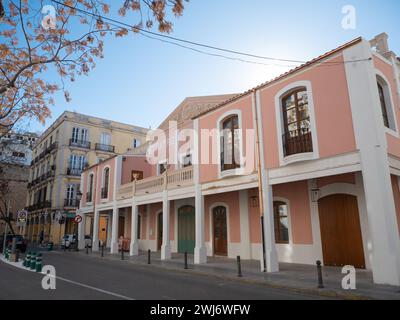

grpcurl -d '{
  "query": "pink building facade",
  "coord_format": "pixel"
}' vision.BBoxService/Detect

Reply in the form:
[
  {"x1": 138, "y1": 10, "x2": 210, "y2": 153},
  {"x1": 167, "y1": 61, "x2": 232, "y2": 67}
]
[{"x1": 78, "y1": 34, "x2": 400, "y2": 286}]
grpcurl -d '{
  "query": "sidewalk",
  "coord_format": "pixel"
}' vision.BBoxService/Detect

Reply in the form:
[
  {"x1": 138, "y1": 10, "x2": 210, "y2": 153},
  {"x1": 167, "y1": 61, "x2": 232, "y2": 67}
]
[{"x1": 71, "y1": 248, "x2": 400, "y2": 300}]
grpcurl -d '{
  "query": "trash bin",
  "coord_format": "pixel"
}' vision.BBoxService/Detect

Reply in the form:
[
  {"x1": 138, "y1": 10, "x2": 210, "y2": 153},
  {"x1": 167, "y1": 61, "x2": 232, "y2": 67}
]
[{"x1": 47, "y1": 242, "x2": 54, "y2": 251}]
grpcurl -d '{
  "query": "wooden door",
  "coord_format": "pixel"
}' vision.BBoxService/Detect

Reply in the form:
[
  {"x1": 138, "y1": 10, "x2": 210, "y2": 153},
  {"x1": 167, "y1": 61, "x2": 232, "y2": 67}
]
[
  {"x1": 178, "y1": 206, "x2": 195, "y2": 254},
  {"x1": 213, "y1": 206, "x2": 228, "y2": 256},
  {"x1": 318, "y1": 194, "x2": 365, "y2": 269},
  {"x1": 118, "y1": 216, "x2": 125, "y2": 238},
  {"x1": 157, "y1": 212, "x2": 163, "y2": 251},
  {"x1": 99, "y1": 216, "x2": 108, "y2": 244}
]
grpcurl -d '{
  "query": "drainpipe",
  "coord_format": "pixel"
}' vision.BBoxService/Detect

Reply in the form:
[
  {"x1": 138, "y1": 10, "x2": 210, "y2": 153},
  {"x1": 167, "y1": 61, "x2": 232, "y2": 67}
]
[{"x1": 253, "y1": 90, "x2": 267, "y2": 272}]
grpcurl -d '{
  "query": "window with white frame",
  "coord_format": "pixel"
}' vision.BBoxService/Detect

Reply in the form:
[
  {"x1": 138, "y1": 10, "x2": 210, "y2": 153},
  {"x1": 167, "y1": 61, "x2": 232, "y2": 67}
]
[
  {"x1": 87, "y1": 173, "x2": 94, "y2": 203},
  {"x1": 273, "y1": 201, "x2": 289, "y2": 244},
  {"x1": 376, "y1": 75, "x2": 396, "y2": 131},
  {"x1": 220, "y1": 115, "x2": 241, "y2": 172},
  {"x1": 281, "y1": 87, "x2": 313, "y2": 157},
  {"x1": 100, "y1": 132, "x2": 111, "y2": 146},
  {"x1": 133, "y1": 138, "x2": 141, "y2": 148},
  {"x1": 72, "y1": 127, "x2": 88, "y2": 143},
  {"x1": 101, "y1": 167, "x2": 110, "y2": 199}
]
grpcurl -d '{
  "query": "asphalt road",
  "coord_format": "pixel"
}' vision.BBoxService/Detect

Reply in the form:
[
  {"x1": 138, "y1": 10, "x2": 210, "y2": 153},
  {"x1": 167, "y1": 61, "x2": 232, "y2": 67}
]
[{"x1": 0, "y1": 251, "x2": 329, "y2": 300}]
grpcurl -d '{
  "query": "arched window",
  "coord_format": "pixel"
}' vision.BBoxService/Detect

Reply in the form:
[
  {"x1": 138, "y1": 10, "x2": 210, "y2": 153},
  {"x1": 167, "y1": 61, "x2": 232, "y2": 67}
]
[
  {"x1": 101, "y1": 167, "x2": 110, "y2": 199},
  {"x1": 376, "y1": 75, "x2": 395, "y2": 130},
  {"x1": 220, "y1": 115, "x2": 240, "y2": 171},
  {"x1": 281, "y1": 88, "x2": 313, "y2": 156},
  {"x1": 273, "y1": 201, "x2": 289, "y2": 244},
  {"x1": 87, "y1": 173, "x2": 94, "y2": 202}
]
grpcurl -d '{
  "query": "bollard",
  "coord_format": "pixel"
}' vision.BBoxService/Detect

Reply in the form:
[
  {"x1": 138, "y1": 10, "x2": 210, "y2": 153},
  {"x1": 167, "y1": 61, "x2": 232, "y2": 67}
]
[
  {"x1": 30, "y1": 252, "x2": 37, "y2": 270},
  {"x1": 23, "y1": 252, "x2": 29, "y2": 267},
  {"x1": 15, "y1": 250, "x2": 19, "y2": 263},
  {"x1": 237, "y1": 256, "x2": 243, "y2": 277},
  {"x1": 147, "y1": 249, "x2": 151, "y2": 265},
  {"x1": 35, "y1": 253, "x2": 42, "y2": 273},
  {"x1": 121, "y1": 248, "x2": 124, "y2": 261},
  {"x1": 85, "y1": 245, "x2": 89, "y2": 255},
  {"x1": 25, "y1": 252, "x2": 31, "y2": 268},
  {"x1": 316, "y1": 260, "x2": 324, "y2": 289},
  {"x1": 185, "y1": 251, "x2": 189, "y2": 270},
  {"x1": 101, "y1": 243, "x2": 104, "y2": 258}
]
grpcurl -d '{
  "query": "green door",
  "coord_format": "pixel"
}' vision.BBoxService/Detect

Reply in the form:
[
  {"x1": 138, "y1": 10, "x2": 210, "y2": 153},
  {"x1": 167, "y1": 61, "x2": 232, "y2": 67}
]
[{"x1": 178, "y1": 206, "x2": 195, "y2": 254}]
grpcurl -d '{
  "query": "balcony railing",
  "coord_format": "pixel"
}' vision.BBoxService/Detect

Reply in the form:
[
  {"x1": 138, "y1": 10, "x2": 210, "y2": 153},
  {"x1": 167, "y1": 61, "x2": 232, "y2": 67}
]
[
  {"x1": 282, "y1": 128, "x2": 313, "y2": 157},
  {"x1": 66, "y1": 167, "x2": 83, "y2": 176},
  {"x1": 69, "y1": 139, "x2": 91, "y2": 149},
  {"x1": 95, "y1": 143, "x2": 115, "y2": 153},
  {"x1": 64, "y1": 199, "x2": 79, "y2": 207},
  {"x1": 116, "y1": 166, "x2": 194, "y2": 199}
]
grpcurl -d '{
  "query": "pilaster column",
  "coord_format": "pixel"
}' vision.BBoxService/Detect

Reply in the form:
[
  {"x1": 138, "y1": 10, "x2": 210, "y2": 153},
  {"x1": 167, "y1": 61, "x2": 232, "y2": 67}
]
[
  {"x1": 130, "y1": 203, "x2": 139, "y2": 256},
  {"x1": 110, "y1": 206, "x2": 119, "y2": 254},
  {"x1": 161, "y1": 190, "x2": 171, "y2": 260},
  {"x1": 77, "y1": 211, "x2": 86, "y2": 250},
  {"x1": 92, "y1": 209, "x2": 100, "y2": 251},
  {"x1": 344, "y1": 40, "x2": 400, "y2": 285},
  {"x1": 194, "y1": 184, "x2": 207, "y2": 264}
]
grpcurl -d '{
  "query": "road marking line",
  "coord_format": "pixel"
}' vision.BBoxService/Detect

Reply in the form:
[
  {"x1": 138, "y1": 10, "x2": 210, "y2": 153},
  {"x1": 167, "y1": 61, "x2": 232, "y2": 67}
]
[
  {"x1": 52, "y1": 275, "x2": 135, "y2": 300},
  {"x1": 1, "y1": 255, "x2": 134, "y2": 300}
]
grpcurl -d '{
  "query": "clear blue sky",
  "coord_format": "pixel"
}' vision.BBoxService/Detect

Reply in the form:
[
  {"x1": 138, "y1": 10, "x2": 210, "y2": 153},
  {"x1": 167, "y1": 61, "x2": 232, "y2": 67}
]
[{"x1": 28, "y1": 0, "x2": 400, "y2": 133}]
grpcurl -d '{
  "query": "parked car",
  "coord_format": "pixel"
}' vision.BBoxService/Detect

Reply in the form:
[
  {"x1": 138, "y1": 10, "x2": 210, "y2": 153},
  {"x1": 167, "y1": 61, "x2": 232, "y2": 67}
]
[
  {"x1": 0, "y1": 234, "x2": 27, "y2": 253},
  {"x1": 61, "y1": 234, "x2": 77, "y2": 249},
  {"x1": 84, "y1": 235, "x2": 92, "y2": 248}
]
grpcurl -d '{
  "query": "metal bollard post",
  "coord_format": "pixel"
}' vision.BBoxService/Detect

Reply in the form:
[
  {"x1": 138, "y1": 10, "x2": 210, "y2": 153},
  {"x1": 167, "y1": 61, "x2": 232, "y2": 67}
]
[
  {"x1": 237, "y1": 256, "x2": 243, "y2": 277},
  {"x1": 147, "y1": 249, "x2": 151, "y2": 264},
  {"x1": 35, "y1": 253, "x2": 42, "y2": 273},
  {"x1": 184, "y1": 252, "x2": 188, "y2": 270},
  {"x1": 121, "y1": 248, "x2": 124, "y2": 260},
  {"x1": 30, "y1": 252, "x2": 37, "y2": 270},
  {"x1": 85, "y1": 245, "x2": 88, "y2": 255},
  {"x1": 101, "y1": 243, "x2": 104, "y2": 258},
  {"x1": 316, "y1": 260, "x2": 324, "y2": 288}
]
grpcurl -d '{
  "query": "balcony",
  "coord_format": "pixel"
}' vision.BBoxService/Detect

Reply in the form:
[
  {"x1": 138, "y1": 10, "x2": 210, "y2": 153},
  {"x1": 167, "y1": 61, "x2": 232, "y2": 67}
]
[
  {"x1": 95, "y1": 143, "x2": 115, "y2": 153},
  {"x1": 69, "y1": 139, "x2": 91, "y2": 149},
  {"x1": 66, "y1": 167, "x2": 83, "y2": 176},
  {"x1": 64, "y1": 199, "x2": 79, "y2": 208},
  {"x1": 282, "y1": 128, "x2": 313, "y2": 157},
  {"x1": 117, "y1": 166, "x2": 194, "y2": 200}
]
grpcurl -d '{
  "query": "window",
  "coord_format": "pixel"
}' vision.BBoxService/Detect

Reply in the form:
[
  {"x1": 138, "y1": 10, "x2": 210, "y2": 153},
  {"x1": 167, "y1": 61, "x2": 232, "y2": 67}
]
[
  {"x1": 158, "y1": 162, "x2": 167, "y2": 175},
  {"x1": 281, "y1": 88, "x2": 313, "y2": 157},
  {"x1": 376, "y1": 75, "x2": 396, "y2": 131},
  {"x1": 137, "y1": 215, "x2": 141, "y2": 240},
  {"x1": 12, "y1": 152, "x2": 25, "y2": 158},
  {"x1": 72, "y1": 127, "x2": 88, "y2": 143},
  {"x1": 87, "y1": 174, "x2": 94, "y2": 202},
  {"x1": 180, "y1": 153, "x2": 192, "y2": 168},
  {"x1": 131, "y1": 170, "x2": 144, "y2": 182},
  {"x1": 133, "y1": 139, "x2": 141, "y2": 148},
  {"x1": 100, "y1": 132, "x2": 111, "y2": 146},
  {"x1": 220, "y1": 115, "x2": 240, "y2": 171},
  {"x1": 273, "y1": 201, "x2": 289, "y2": 244},
  {"x1": 102, "y1": 167, "x2": 110, "y2": 199},
  {"x1": 70, "y1": 154, "x2": 86, "y2": 170}
]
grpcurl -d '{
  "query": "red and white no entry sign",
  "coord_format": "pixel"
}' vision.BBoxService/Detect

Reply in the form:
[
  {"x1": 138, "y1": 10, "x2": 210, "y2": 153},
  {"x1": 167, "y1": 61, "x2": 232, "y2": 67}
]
[{"x1": 73, "y1": 215, "x2": 83, "y2": 224}]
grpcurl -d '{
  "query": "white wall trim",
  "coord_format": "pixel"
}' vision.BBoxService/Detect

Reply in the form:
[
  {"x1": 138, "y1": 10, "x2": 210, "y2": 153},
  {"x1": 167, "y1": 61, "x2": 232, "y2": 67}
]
[{"x1": 274, "y1": 80, "x2": 320, "y2": 166}]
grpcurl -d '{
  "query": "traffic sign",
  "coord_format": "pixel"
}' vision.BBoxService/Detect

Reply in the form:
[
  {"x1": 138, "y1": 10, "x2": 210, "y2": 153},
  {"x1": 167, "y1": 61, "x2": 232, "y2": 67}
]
[{"x1": 74, "y1": 215, "x2": 83, "y2": 224}]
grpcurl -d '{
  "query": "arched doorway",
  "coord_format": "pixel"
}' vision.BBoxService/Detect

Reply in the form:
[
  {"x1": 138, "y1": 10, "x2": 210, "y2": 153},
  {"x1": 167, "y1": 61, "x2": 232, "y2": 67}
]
[
  {"x1": 178, "y1": 206, "x2": 195, "y2": 254},
  {"x1": 213, "y1": 206, "x2": 228, "y2": 256},
  {"x1": 318, "y1": 194, "x2": 365, "y2": 269},
  {"x1": 157, "y1": 212, "x2": 163, "y2": 251}
]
